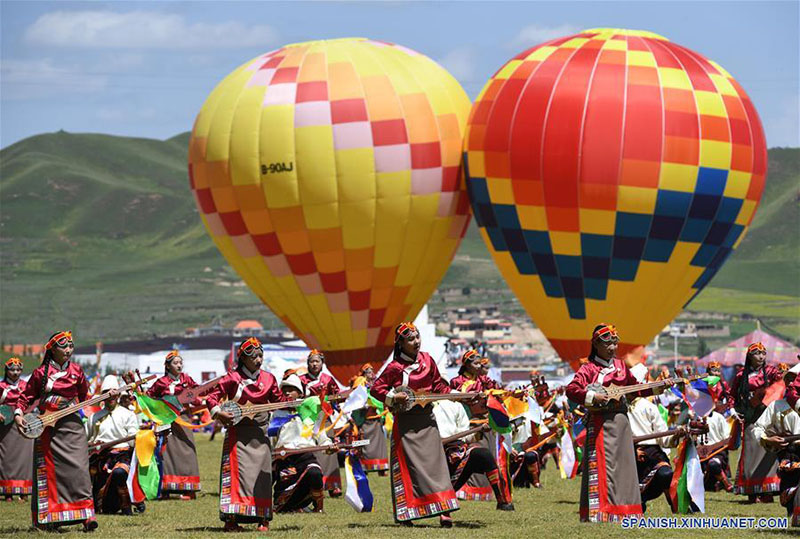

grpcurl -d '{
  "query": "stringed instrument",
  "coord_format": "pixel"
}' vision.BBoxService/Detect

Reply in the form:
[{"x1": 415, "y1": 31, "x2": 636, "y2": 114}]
[
  {"x1": 522, "y1": 430, "x2": 560, "y2": 452},
  {"x1": 175, "y1": 374, "x2": 225, "y2": 406},
  {"x1": 273, "y1": 439, "x2": 369, "y2": 460},
  {"x1": 587, "y1": 374, "x2": 702, "y2": 410},
  {"x1": 220, "y1": 391, "x2": 350, "y2": 426},
  {"x1": 632, "y1": 419, "x2": 709, "y2": 445},
  {"x1": 441, "y1": 423, "x2": 491, "y2": 445},
  {"x1": 390, "y1": 386, "x2": 481, "y2": 413},
  {"x1": 696, "y1": 419, "x2": 742, "y2": 462},
  {"x1": 0, "y1": 398, "x2": 39, "y2": 426},
  {"x1": 19, "y1": 375, "x2": 156, "y2": 439}
]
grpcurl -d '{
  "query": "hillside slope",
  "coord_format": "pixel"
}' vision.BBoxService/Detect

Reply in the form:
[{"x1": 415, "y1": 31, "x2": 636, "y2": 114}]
[{"x1": 1, "y1": 131, "x2": 797, "y2": 344}]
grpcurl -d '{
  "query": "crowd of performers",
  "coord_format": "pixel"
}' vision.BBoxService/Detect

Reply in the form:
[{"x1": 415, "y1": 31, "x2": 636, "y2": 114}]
[{"x1": 2, "y1": 325, "x2": 800, "y2": 531}]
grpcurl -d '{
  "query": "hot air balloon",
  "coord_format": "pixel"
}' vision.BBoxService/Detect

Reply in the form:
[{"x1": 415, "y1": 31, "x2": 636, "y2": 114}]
[
  {"x1": 463, "y1": 28, "x2": 766, "y2": 370},
  {"x1": 189, "y1": 38, "x2": 471, "y2": 380}
]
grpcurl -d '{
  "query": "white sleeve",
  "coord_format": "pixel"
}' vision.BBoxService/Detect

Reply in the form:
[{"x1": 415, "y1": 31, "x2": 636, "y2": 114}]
[
  {"x1": 752, "y1": 404, "x2": 773, "y2": 446},
  {"x1": 584, "y1": 390, "x2": 596, "y2": 406}
]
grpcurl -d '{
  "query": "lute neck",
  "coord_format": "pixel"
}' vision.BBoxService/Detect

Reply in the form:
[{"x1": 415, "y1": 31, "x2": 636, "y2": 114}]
[
  {"x1": 42, "y1": 375, "x2": 155, "y2": 424},
  {"x1": 441, "y1": 424, "x2": 487, "y2": 444},
  {"x1": 614, "y1": 374, "x2": 700, "y2": 397},
  {"x1": 241, "y1": 398, "x2": 307, "y2": 414}
]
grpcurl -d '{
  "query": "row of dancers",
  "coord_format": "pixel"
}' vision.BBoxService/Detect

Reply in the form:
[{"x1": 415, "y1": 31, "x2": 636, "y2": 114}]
[{"x1": 1, "y1": 325, "x2": 799, "y2": 531}]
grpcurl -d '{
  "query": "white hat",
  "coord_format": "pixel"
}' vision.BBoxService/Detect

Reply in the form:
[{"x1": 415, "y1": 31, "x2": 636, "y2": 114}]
[
  {"x1": 100, "y1": 375, "x2": 120, "y2": 393},
  {"x1": 787, "y1": 364, "x2": 800, "y2": 376},
  {"x1": 281, "y1": 373, "x2": 304, "y2": 394}
]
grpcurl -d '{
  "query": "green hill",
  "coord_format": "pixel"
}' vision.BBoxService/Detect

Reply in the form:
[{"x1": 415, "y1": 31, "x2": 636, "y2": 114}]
[{"x1": 0, "y1": 131, "x2": 797, "y2": 345}]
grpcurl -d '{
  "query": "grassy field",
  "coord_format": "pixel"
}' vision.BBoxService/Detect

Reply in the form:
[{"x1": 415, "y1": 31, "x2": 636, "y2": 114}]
[{"x1": 0, "y1": 435, "x2": 794, "y2": 538}]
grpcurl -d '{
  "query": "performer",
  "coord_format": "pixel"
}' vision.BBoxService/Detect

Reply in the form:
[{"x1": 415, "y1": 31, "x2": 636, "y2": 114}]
[
  {"x1": 707, "y1": 361, "x2": 733, "y2": 408},
  {"x1": 272, "y1": 373, "x2": 330, "y2": 513},
  {"x1": 479, "y1": 357, "x2": 501, "y2": 388},
  {"x1": 0, "y1": 357, "x2": 32, "y2": 501},
  {"x1": 87, "y1": 375, "x2": 141, "y2": 515},
  {"x1": 370, "y1": 322, "x2": 460, "y2": 527},
  {"x1": 14, "y1": 331, "x2": 98, "y2": 531},
  {"x1": 350, "y1": 363, "x2": 389, "y2": 475},
  {"x1": 753, "y1": 364, "x2": 800, "y2": 526},
  {"x1": 532, "y1": 377, "x2": 562, "y2": 470},
  {"x1": 732, "y1": 342, "x2": 783, "y2": 502},
  {"x1": 207, "y1": 337, "x2": 287, "y2": 532},
  {"x1": 299, "y1": 350, "x2": 342, "y2": 497},
  {"x1": 510, "y1": 409, "x2": 544, "y2": 488},
  {"x1": 448, "y1": 350, "x2": 509, "y2": 501},
  {"x1": 449, "y1": 350, "x2": 498, "y2": 393},
  {"x1": 146, "y1": 350, "x2": 201, "y2": 499},
  {"x1": 565, "y1": 324, "x2": 668, "y2": 523},
  {"x1": 703, "y1": 398, "x2": 734, "y2": 492},
  {"x1": 433, "y1": 398, "x2": 514, "y2": 510},
  {"x1": 627, "y1": 369, "x2": 680, "y2": 513}
]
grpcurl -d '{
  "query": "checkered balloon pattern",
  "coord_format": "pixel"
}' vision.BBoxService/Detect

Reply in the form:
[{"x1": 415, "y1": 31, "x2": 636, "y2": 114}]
[
  {"x1": 463, "y1": 28, "x2": 767, "y2": 369},
  {"x1": 189, "y1": 38, "x2": 471, "y2": 380}
]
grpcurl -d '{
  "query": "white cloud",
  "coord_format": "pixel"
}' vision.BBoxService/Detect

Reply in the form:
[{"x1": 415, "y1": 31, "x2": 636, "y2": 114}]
[
  {"x1": 23, "y1": 10, "x2": 278, "y2": 49},
  {"x1": 511, "y1": 23, "x2": 580, "y2": 49},
  {"x1": 436, "y1": 47, "x2": 476, "y2": 81},
  {"x1": 0, "y1": 59, "x2": 107, "y2": 100}
]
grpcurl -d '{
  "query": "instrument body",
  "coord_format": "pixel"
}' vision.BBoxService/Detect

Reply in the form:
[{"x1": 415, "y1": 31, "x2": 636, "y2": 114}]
[
  {"x1": 19, "y1": 374, "x2": 156, "y2": 439},
  {"x1": 174, "y1": 375, "x2": 224, "y2": 406},
  {"x1": 696, "y1": 418, "x2": 742, "y2": 461},
  {"x1": 390, "y1": 385, "x2": 480, "y2": 413}
]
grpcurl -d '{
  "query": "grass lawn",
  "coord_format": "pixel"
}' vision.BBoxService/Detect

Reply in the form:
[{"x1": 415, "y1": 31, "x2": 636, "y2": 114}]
[{"x1": 0, "y1": 435, "x2": 795, "y2": 538}]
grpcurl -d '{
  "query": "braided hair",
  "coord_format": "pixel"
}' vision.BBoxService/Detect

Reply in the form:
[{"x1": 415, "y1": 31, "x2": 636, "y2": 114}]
[
  {"x1": 587, "y1": 324, "x2": 606, "y2": 361},
  {"x1": 38, "y1": 333, "x2": 60, "y2": 402},
  {"x1": 735, "y1": 351, "x2": 766, "y2": 416}
]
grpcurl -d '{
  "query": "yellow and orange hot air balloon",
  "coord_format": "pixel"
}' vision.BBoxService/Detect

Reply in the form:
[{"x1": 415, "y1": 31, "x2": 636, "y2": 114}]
[
  {"x1": 189, "y1": 38, "x2": 471, "y2": 380},
  {"x1": 463, "y1": 28, "x2": 767, "y2": 370}
]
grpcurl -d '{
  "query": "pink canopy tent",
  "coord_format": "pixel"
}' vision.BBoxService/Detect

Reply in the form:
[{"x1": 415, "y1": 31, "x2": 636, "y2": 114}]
[{"x1": 699, "y1": 329, "x2": 800, "y2": 367}]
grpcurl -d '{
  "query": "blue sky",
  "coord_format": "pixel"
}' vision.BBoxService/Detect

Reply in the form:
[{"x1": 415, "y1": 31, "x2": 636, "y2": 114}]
[{"x1": 1, "y1": 1, "x2": 797, "y2": 149}]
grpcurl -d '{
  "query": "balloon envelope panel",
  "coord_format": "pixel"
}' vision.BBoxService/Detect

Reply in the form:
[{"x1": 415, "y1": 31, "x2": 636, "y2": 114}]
[
  {"x1": 189, "y1": 38, "x2": 472, "y2": 379},
  {"x1": 463, "y1": 28, "x2": 767, "y2": 369}
]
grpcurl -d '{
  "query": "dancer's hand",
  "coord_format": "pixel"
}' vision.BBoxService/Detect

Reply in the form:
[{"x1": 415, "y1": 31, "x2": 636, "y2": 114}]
[
  {"x1": 216, "y1": 411, "x2": 234, "y2": 427},
  {"x1": 14, "y1": 414, "x2": 27, "y2": 433}
]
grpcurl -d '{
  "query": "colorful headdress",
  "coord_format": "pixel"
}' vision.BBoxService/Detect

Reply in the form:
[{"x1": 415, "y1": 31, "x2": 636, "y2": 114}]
[
  {"x1": 359, "y1": 363, "x2": 373, "y2": 374},
  {"x1": 165, "y1": 350, "x2": 181, "y2": 363},
  {"x1": 307, "y1": 349, "x2": 325, "y2": 361},
  {"x1": 238, "y1": 337, "x2": 262, "y2": 356},
  {"x1": 45, "y1": 331, "x2": 73, "y2": 350},
  {"x1": 778, "y1": 362, "x2": 789, "y2": 372},
  {"x1": 747, "y1": 342, "x2": 766, "y2": 354},
  {"x1": 394, "y1": 322, "x2": 418, "y2": 342},
  {"x1": 4, "y1": 357, "x2": 22, "y2": 369},
  {"x1": 460, "y1": 349, "x2": 480, "y2": 364},
  {"x1": 592, "y1": 323, "x2": 618, "y2": 342},
  {"x1": 707, "y1": 361, "x2": 721, "y2": 370}
]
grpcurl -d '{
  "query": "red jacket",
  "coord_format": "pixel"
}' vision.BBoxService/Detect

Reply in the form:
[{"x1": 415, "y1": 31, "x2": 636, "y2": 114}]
[
  {"x1": 370, "y1": 352, "x2": 450, "y2": 404},
  {"x1": 15, "y1": 361, "x2": 89, "y2": 413}
]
